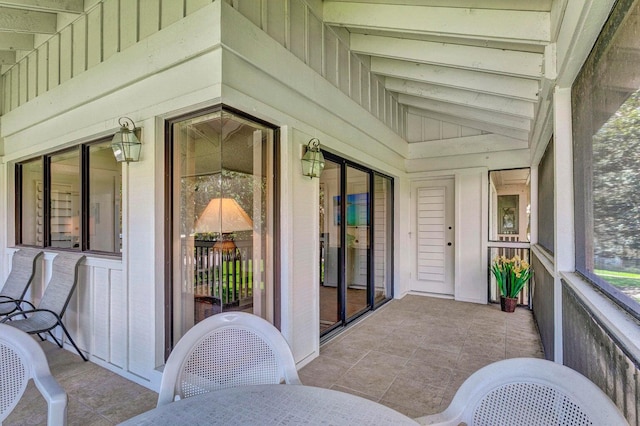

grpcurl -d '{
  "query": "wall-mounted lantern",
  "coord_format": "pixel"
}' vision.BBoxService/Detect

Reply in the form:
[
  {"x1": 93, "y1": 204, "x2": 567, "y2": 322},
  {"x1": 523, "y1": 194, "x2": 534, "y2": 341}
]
[
  {"x1": 301, "y1": 138, "x2": 325, "y2": 178},
  {"x1": 111, "y1": 117, "x2": 141, "y2": 163}
]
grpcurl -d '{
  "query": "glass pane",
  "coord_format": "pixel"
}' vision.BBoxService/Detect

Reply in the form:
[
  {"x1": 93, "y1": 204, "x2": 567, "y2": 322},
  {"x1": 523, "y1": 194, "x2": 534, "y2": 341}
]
[
  {"x1": 489, "y1": 169, "x2": 531, "y2": 242},
  {"x1": 88, "y1": 141, "x2": 122, "y2": 252},
  {"x1": 319, "y1": 159, "x2": 341, "y2": 333},
  {"x1": 20, "y1": 159, "x2": 43, "y2": 246},
  {"x1": 345, "y1": 166, "x2": 369, "y2": 319},
  {"x1": 50, "y1": 149, "x2": 80, "y2": 249},
  {"x1": 171, "y1": 109, "x2": 274, "y2": 345},
  {"x1": 373, "y1": 174, "x2": 392, "y2": 304},
  {"x1": 572, "y1": 0, "x2": 640, "y2": 310}
]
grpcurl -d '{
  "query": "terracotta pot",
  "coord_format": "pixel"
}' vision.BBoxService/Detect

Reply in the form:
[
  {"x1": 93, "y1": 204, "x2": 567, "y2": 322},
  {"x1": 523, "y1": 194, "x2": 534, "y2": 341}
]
[{"x1": 500, "y1": 296, "x2": 518, "y2": 313}]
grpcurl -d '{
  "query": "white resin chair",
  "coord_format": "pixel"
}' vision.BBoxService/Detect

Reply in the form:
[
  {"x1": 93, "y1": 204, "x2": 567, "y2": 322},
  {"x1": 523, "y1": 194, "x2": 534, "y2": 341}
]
[
  {"x1": 0, "y1": 323, "x2": 67, "y2": 425},
  {"x1": 416, "y1": 357, "x2": 628, "y2": 426},
  {"x1": 0, "y1": 248, "x2": 43, "y2": 317},
  {"x1": 157, "y1": 312, "x2": 301, "y2": 406}
]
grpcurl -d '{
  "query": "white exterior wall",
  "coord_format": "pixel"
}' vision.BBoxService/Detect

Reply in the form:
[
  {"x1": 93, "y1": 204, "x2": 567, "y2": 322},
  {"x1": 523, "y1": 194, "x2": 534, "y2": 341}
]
[
  {"x1": 0, "y1": 0, "x2": 527, "y2": 390},
  {"x1": 1, "y1": 3, "x2": 225, "y2": 390}
]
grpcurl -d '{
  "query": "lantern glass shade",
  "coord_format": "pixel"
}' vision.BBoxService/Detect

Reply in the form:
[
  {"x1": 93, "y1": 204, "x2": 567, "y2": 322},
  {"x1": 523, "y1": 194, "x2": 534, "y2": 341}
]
[
  {"x1": 111, "y1": 127, "x2": 141, "y2": 163},
  {"x1": 301, "y1": 146, "x2": 325, "y2": 178}
]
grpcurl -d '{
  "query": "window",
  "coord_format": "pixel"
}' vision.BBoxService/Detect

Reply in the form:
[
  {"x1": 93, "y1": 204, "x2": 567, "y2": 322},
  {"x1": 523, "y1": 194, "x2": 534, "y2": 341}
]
[
  {"x1": 489, "y1": 169, "x2": 531, "y2": 243},
  {"x1": 16, "y1": 138, "x2": 122, "y2": 254},
  {"x1": 166, "y1": 107, "x2": 276, "y2": 352},
  {"x1": 572, "y1": 0, "x2": 640, "y2": 316},
  {"x1": 537, "y1": 139, "x2": 554, "y2": 254}
]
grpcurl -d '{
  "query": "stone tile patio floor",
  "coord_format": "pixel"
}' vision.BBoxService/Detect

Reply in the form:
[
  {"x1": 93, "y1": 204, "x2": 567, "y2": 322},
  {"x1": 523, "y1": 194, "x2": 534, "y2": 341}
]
[{"x1": 5, "y1": 295, "x2": 543, "y2": 425}]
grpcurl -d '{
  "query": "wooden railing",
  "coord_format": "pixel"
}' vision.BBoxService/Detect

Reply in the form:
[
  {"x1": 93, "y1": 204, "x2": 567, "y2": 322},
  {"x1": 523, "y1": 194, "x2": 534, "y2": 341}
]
[{"x1": 184, "y1": 239, "x2": 259, "y2": 322}]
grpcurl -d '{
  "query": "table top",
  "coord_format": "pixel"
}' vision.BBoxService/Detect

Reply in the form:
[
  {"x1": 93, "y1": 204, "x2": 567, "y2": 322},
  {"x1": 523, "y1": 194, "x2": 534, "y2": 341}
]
[{"x1": 119, "y1": 384, "x2": 419, "y2": 425}]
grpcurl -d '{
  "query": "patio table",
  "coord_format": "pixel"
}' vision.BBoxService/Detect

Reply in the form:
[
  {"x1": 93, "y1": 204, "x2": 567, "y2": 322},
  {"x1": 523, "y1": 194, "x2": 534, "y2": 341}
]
[{"x1": 119, "y1": 384, "x2": 419, "y2": 425}]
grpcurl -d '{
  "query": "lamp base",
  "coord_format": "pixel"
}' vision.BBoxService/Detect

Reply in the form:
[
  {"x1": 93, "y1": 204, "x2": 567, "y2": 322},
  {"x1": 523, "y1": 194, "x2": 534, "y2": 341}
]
[{"x1": 214, "y1": 237, "x2": 240, "y2": 261}]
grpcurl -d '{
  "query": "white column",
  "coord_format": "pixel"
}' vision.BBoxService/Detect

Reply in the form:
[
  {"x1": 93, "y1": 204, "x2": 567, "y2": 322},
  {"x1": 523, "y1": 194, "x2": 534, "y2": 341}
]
[{"x1": 552, "y1": 86, "x2": 576, "y2": 364}]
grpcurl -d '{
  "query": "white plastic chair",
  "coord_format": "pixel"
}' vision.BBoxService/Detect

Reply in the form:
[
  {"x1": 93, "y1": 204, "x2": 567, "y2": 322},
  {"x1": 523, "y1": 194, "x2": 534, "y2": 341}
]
[
  {"x1": 0, "y1": 323, "x2": 67, "y2": 425},
  {"x1": 157, "y1": 312, "x2": 301, "y2": 406},
  {"x1": 416, "y1": 357, "x2": 628, "y2": 425}
]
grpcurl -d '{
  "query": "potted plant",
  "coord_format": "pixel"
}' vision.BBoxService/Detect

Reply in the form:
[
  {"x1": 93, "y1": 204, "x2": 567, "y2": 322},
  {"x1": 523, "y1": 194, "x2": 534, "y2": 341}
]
[{"x1": 491, "y1": 255, "x2": 532, "y2": 312}]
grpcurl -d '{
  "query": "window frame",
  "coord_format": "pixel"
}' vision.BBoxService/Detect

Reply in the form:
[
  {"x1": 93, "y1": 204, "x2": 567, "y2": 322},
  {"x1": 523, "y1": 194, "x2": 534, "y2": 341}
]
[
  {"x1": 571, "y1": 0, "x2": 640, "y2": 321},
  {"x1": 15, "y1": 136, "x2": 122, "y2": 256}
]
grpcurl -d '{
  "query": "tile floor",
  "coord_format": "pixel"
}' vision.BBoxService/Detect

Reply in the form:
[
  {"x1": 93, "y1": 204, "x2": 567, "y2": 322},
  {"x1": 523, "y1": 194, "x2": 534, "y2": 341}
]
[{"x1": 5, "y1": 295, "x2": 543, "y2": 425}]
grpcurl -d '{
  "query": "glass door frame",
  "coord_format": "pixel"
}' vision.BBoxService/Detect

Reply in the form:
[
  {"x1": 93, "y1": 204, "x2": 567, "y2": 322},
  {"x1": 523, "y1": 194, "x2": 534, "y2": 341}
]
[
  {"x1": 321, "y1": 152, "x2": 394, "y2": 338},
  {"x1": 163, "y1": 104, "x2": 280, "y2": 360}
]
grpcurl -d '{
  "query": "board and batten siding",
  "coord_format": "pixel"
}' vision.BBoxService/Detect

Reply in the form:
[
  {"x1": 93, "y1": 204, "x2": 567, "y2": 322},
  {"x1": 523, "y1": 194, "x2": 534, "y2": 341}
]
[
  {"x1": 2, "y1": 0, "x2": 215, "y2": 114},
  {"x1": 4, "y1": 0, "x2": 406, "y2": 143},
  {"x1": 6, "y1": 251, "x2": 132, "y2": 378}
]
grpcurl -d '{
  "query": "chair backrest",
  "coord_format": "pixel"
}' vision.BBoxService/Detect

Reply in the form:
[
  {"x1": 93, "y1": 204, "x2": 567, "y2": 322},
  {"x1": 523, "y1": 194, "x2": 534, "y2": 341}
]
[
  {"x1": 0, "y1": 323, "x2": 67, "y2": 424},
  {"x1": 37, "y1": 252, "x2": 85, "y2": 318},
  {"x1": 418, "y1": 357, "x2": 628, "y2": 426},
  {"x1": 0, "y1": 248, "x2": 43, "y2": 303},
  {"x1": 157, "y1": 312, "x2": 301, "y2": 406}
]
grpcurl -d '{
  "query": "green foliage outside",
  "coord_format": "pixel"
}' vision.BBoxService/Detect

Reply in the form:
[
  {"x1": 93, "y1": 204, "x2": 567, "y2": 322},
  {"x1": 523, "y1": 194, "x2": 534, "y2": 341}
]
[
  {"x1": 595, "y1": 269, "x2": 640, "y2": 302},
  {"x1": 592, "y1": 90, "x2": 640, "y2": 269}
]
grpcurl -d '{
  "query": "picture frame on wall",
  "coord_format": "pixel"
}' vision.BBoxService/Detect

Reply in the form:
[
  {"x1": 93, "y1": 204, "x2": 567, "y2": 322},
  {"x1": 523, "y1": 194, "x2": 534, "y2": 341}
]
[{"x1": 498, "y1": 195, "x2": 519, "y2": 234}]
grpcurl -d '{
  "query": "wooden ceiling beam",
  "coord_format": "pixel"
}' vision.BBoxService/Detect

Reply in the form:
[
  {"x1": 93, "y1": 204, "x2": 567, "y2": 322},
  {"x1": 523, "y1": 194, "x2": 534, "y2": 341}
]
[
  {"x1": 0, "y1": 0, "x2": 83, "y2": 14},
  {"x1": 372, "y1": 57, "x2": 540, "y2": 101},
  {"x1": 351, "y1": 33, "x2": 543, "y2": 78},
  {"x1": 0, "y1": 6, "x2": 57, "y2": 34},
  {"x1": 400, "y1": 93, "x2": 531, "y2": 131},
  {"x1": 385, "y1": 78, "x2": 535, "y2": 119},
  {"x1": 407, "y1": 106, "x2": 530, "y2": 141},
  {"x1": 324, "y1": 2, "x2": 550, "y2": 44}
]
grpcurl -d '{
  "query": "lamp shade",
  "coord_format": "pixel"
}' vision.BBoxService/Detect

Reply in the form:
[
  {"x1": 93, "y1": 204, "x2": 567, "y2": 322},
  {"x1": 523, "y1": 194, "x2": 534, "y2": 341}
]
[{"x1": 194, "y1": 198, "x2": 253, "y2": 234}]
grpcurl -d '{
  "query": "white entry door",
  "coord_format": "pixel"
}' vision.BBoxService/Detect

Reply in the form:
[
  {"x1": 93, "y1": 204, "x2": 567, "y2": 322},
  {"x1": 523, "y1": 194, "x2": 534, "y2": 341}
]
[{"x1": 410, "y1": 178, "x2": 455, "y2": 296}]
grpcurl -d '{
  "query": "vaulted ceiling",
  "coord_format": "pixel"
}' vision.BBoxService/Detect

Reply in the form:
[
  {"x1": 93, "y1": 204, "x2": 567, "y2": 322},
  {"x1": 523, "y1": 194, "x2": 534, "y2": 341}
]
[
  {"x1": 323, "y1": 0, "x2": 563, "y2": 146},
  {"x1": 0, "y1": 0, "x2": 84, "y2": 74}
]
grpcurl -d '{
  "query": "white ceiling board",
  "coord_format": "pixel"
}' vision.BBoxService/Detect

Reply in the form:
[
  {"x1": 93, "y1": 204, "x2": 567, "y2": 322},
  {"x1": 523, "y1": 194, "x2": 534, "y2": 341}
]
[
  {"x1": 399, "y1": 94, "x2": 531, "y2": 132},
  {"x1": 372, "y1": 57, "x2": 540, "y2": 101},
  {"x1": 408, "y1": 107, "x2": 530, "y2": 141},
  {"x1": 323, "y1": 2, "x2": 551, "y2": 44},
  {"x1": 385, "y1": 78, "x2": 535, "y2": 120},
  {"x1": 351, "y1": 33, "x2": 544, "y2": 78},
  {"x1": 0, "y1": 0, "x2": 83, "y2": 13}
]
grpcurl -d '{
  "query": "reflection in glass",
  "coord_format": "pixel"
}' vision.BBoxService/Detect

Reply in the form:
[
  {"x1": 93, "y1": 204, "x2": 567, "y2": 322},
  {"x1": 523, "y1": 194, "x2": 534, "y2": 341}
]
[
  {"x1": 489, "y1": 169, "x2": 531, "y2": 242},
  {"x1": 345, "y1": 166, "x2": 370, "y2": 319},
  {"x1": 319, "y1": 159, "x2": 341, "y2": 333},
  {"x1": 373, "y1": 174, "x2": 392, "y2": 304},
  {"x1": 19, "y1": 159, "x2": 43, "y2": 246},
  {"x1": 88, "y1": 141, "x2": 122, "y2": 252},
  {"x1": 50, "y1": 149, "x2": 80, "y2": 249},
  {"x1": 170, "y1": 109, "x2": 273, "y2": 346}
]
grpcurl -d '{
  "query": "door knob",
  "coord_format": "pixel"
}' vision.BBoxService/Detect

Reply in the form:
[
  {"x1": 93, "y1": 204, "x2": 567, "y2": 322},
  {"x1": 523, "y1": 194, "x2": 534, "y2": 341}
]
[{"x1": 447, "y1": 242, "x2": 452, "y2": 246}]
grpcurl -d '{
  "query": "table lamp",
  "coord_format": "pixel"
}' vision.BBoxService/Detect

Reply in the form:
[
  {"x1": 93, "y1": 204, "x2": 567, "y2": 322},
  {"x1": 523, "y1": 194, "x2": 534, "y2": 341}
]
[{"x1": 194, "y1": 198, "x2": 253, "y2": 258}]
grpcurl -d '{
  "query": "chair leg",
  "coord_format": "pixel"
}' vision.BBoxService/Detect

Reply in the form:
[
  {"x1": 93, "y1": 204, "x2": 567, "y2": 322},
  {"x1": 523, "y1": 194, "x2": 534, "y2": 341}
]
[
  {"x1": 57, "y1": 320, "x2": 88, "y2": 362},
  {"x1": 48, "y1": 330, "x2": 63, "y2": 348}
]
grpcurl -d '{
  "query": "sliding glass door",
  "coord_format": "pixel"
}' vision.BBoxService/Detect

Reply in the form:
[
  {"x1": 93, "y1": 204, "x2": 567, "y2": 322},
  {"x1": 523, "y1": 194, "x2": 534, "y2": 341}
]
[{"x1": 319, "y1": 154, "x2": 393, "y2": 337}]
